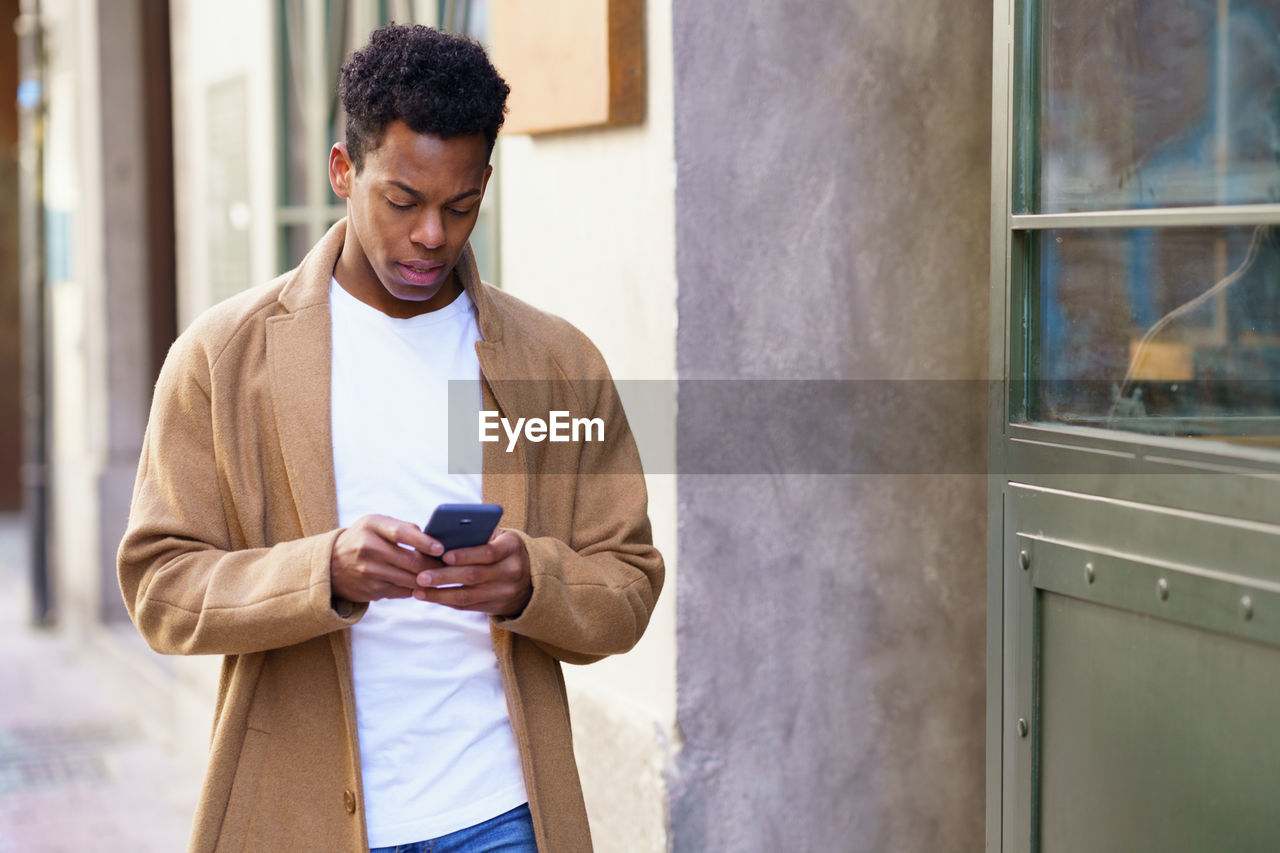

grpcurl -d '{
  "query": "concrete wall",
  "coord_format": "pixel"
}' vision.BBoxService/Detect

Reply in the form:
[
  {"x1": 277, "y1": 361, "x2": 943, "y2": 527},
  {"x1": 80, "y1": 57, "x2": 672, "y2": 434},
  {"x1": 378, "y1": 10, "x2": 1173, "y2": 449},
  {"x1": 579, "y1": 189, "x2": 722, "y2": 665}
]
[
  {"x1": 495, "y1": 1, "x2": 678, "y2": 849},
  {"x1": 671, "y1": 2, "x2": 991, "y2": 850}
]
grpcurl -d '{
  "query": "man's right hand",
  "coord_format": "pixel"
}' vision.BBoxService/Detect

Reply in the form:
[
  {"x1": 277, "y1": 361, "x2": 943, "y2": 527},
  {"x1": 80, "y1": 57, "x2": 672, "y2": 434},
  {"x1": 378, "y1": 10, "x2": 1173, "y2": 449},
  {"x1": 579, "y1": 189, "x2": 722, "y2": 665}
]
[{"x1": 330, "y1": 514, "x2": 445, "y2": 603}]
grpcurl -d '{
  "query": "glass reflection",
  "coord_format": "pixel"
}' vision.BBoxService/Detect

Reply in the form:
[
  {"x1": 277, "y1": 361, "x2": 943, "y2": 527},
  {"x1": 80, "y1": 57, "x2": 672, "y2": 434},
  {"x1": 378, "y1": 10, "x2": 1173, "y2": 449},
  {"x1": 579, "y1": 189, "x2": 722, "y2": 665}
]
[
  {"x1": 1030, "y1": 0, "x2": 1280, "y2": 212},
  {"x1": 1031, "y1": 225, "x2": 1280, "y2": 441}
]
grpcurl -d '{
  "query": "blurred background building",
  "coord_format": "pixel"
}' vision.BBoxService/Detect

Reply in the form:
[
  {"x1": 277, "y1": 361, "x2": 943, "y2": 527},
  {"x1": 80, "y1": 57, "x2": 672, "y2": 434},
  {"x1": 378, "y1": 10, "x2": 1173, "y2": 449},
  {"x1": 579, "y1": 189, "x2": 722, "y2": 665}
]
[{"x1": 2, "y1": 0, "x2": 994, "y2": 850}]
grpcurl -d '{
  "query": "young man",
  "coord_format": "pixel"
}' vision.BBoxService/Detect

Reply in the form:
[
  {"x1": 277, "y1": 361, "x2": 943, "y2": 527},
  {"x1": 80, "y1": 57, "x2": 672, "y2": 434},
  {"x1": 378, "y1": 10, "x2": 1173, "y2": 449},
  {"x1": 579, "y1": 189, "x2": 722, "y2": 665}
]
[{"x1": 118, "y1": 25, "x2": 662, "y2": 852}]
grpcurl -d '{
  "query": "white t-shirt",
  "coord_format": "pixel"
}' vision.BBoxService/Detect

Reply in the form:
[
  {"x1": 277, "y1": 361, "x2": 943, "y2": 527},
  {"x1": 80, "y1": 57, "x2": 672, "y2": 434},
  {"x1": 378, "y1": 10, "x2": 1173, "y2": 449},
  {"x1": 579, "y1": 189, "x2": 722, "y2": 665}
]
[{"x1": 329, "y1": 279, "x2": 528, "y2": 846}]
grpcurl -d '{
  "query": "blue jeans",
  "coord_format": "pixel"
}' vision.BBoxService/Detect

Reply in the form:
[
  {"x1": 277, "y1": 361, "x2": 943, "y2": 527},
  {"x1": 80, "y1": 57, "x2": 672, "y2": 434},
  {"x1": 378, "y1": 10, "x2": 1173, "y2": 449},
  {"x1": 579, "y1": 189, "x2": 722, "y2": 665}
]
[{"x1": 370, "y1": 804, "x2": 537, "y2": 853}]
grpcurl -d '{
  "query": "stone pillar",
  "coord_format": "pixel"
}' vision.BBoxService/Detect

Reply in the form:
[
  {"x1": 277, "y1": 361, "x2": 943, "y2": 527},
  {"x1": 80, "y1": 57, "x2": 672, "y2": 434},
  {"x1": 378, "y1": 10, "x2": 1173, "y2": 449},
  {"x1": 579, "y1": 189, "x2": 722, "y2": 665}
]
[
  {"x1": 672, "y1": 2, "x2": 992, "y2": 849},
  {"x1": 95, "y1": 0, "x2": 175, "y2": 623}
]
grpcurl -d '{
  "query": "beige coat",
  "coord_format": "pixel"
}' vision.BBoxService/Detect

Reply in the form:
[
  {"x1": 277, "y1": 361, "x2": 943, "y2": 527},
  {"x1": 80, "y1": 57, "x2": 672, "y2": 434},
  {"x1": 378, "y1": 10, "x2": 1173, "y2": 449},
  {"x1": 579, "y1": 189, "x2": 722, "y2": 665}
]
[{"x1": 118, "y1": 220, "x2": 663, "y2": 852}]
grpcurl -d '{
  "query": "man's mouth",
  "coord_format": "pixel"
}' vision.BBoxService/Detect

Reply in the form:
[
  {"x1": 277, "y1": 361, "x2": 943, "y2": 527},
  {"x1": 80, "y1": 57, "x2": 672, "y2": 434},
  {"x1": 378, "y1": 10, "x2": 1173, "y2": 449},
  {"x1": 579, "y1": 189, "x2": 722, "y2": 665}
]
[{"x1": 396, "y1": 260, "x2": 445, "y2": 285}]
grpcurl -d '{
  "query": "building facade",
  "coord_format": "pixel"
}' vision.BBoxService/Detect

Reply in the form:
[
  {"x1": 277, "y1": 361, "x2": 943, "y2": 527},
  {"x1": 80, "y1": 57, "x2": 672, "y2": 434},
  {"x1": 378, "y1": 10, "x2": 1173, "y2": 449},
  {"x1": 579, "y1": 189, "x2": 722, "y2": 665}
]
[{"x1": 13, "y1": 0, "x2": 992, "y2": 850}]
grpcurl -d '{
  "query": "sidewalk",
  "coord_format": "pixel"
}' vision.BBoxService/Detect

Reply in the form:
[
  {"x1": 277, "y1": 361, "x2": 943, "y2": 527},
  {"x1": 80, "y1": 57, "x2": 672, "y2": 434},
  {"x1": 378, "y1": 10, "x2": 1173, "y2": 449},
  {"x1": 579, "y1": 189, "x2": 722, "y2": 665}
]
[{"x1": 0, "y1": 515, "x2": 199, "y2": 852}]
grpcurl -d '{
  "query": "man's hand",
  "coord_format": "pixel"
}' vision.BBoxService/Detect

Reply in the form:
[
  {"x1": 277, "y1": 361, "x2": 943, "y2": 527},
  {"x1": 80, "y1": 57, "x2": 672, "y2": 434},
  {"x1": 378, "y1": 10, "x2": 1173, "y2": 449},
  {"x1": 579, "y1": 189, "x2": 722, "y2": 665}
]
[
  {"x1": 331, "y1": 514, "x2": 444, "y2": 603},
  {"x1": 413, "y1": 529, "x2": 532, "y2": 616}
]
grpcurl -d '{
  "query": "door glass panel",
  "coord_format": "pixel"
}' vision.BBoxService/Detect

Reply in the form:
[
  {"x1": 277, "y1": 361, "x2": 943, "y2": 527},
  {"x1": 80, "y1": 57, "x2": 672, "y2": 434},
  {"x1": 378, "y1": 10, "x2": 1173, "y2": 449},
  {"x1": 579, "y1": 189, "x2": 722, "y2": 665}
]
[
  {"x1": 1027, "y1": 224, "x2": 1280, "y2": 441},
  {"x1": 1026, "y1": 0, "x2": 1280, "y2": 213}
]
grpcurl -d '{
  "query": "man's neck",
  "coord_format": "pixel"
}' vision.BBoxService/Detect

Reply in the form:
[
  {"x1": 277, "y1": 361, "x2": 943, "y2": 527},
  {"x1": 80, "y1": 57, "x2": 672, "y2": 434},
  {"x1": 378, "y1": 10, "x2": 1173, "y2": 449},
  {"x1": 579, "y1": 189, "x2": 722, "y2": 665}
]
[{"x1": 332, "y1": 253, "x2": 463, "y2": 319}]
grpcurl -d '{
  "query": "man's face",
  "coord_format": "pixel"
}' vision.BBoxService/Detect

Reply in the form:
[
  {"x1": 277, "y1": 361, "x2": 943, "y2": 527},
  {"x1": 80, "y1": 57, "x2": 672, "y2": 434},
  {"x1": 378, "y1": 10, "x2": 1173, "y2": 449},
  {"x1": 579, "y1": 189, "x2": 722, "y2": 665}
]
[{"x1": 329, "y1": 120, "x2": 492, "y2": 317}]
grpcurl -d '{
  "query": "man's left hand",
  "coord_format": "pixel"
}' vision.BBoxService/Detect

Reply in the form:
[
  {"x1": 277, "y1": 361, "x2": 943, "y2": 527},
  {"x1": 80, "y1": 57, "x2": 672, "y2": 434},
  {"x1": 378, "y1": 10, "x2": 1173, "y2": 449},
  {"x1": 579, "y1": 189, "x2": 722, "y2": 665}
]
[{"x1": 413, "y1": 529, "x2": 532, "y2": 616}]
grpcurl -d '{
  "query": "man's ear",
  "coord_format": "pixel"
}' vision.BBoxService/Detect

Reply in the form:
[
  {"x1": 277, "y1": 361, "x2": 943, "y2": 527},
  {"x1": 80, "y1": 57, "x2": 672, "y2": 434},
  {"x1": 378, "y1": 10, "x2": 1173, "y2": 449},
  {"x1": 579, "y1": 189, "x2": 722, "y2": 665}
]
[{"x1": 329, "y1": 143, "x2": 355, "y2": 199}]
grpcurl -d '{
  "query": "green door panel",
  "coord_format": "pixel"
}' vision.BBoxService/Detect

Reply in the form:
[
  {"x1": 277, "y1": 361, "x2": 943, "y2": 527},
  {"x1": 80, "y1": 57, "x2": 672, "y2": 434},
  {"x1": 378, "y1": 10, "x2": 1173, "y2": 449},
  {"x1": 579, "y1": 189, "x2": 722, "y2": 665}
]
[{"x1": 1039, "y1": 593, "x2": 1280, "y2": 853}]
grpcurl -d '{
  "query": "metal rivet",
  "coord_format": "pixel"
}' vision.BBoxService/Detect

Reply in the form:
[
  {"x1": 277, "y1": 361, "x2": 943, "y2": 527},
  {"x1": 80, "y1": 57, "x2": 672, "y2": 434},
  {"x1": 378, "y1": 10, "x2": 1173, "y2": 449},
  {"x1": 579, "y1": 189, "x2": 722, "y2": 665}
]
[
  {"x1": 1241, "y1": 595, "x2": 1254, "y2": 622},
  {"x1": 1157, "y1": 577, "x2": 1169, "y2": 601},
  {"x1": 1017, "y1": 718, "x2": 1028, "y2": 738},
  {"x1": 1019, "y1": 550, "x2": 1030, "y2": 571},
  {"x1": 1084, "y1": 562, "x2": 1095, "y2": 584}
]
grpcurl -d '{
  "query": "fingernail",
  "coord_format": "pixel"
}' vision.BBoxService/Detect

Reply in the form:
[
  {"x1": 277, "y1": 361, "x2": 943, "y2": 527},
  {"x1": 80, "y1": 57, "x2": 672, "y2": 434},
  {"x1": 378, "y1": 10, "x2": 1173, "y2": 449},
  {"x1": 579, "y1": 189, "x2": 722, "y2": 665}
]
[
  {"x1": 418, "y1": 572, "x2": 432, "y2": 586},
  {"x1": 443, "y1": 553, "x2": 455, "y2": 565}
]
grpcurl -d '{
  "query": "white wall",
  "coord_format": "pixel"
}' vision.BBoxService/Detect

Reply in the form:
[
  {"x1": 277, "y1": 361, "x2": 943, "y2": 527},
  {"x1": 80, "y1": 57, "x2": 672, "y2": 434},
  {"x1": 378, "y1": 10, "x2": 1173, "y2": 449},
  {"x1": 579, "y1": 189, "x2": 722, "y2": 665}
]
[
  {"x1": 171, "y1": 0, "x2": 277, "y2": 328},
  {"x1": 494, "y1": 2, "x2": 678, "y2": 849},
  {"x1": 43, "y1": 0, "x2": 104, "y2": 638}
]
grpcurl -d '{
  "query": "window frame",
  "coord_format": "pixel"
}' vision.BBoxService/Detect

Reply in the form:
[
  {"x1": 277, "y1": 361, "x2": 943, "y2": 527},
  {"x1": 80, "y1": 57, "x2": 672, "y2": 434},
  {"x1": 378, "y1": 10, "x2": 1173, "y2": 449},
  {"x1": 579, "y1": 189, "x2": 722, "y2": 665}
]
[{"x1": 988, "y1": 2, "x2": 1280, "y2": 851}]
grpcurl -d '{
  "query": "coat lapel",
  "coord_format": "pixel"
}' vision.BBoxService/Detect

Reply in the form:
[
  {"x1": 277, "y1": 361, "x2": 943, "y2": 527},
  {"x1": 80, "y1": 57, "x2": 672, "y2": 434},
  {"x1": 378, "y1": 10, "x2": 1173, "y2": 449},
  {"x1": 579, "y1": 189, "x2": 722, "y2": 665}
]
[
  {"x1": 266, "y1": 221, "x2": 347, "y2": 537},
  {"x1": 266, "y1": 307, "x2": 338, "y2": 537}
]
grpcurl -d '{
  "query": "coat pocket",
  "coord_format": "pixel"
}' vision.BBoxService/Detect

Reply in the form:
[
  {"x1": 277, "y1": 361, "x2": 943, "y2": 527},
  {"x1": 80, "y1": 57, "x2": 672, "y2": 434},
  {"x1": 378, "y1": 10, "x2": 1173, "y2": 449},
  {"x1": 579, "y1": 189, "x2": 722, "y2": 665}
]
[{"x1": 216, "y1": 727, "x2": 269, "y2": 852}]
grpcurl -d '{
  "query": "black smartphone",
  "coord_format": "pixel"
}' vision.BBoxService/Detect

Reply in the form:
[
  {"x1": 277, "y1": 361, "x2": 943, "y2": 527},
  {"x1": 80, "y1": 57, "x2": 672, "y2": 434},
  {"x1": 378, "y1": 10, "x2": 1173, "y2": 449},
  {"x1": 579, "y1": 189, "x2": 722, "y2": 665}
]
[{"x1": 423, "y1": 503, "x2": 504, "y2": 553}]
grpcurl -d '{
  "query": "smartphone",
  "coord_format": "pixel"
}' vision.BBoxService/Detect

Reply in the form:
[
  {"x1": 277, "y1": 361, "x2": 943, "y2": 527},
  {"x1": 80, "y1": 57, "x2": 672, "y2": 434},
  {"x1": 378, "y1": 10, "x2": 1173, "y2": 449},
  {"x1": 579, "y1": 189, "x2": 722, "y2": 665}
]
[{"x1": 424, "y1": 503, "x2": 504, "y2": 553}]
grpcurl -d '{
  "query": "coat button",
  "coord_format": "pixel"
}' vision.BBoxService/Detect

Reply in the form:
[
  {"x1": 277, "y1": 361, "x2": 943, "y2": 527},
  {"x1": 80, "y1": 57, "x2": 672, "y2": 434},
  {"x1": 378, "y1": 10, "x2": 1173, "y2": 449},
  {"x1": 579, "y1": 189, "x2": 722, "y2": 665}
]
[{"x1": 343, "y1": 790, "x2": 357, "y2": 814}]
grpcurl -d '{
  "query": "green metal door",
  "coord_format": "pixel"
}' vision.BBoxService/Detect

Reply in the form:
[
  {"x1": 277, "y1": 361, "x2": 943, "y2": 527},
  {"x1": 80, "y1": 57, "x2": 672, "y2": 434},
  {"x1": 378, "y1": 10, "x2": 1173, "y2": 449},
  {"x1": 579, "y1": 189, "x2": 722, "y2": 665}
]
[{"x1": 989, "y1": 1, "x2": 1280, "y2": 850}]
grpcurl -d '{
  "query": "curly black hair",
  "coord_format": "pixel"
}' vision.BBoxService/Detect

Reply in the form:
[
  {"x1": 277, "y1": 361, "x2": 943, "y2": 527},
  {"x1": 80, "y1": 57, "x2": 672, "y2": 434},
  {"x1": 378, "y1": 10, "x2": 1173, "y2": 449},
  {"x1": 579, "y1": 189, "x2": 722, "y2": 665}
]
[{"x1": 339, "y1": 24, "x2": 510, "y2": 171}]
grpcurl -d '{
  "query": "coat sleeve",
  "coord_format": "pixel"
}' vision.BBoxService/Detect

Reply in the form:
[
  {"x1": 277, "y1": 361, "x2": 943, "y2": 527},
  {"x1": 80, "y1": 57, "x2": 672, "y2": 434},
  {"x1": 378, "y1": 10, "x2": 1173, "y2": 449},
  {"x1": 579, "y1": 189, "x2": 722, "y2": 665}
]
[
  {"x1": 495, "y1": 370, "x2": 664, "y2": 666},
  {"x1": 117, "y1": 332, "x2": 364, "y2": 657}
]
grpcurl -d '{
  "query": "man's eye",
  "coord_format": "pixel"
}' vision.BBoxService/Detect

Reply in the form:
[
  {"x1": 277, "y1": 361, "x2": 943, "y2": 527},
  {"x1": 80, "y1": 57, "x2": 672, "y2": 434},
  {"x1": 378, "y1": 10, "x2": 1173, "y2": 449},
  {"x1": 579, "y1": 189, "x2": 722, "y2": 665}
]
[
  {"x1": 386, "y1": 200, "x2": 414, "y2": 211},
  {"x1": 447, "y1": 207, "x2": 472, "y2": 217}
]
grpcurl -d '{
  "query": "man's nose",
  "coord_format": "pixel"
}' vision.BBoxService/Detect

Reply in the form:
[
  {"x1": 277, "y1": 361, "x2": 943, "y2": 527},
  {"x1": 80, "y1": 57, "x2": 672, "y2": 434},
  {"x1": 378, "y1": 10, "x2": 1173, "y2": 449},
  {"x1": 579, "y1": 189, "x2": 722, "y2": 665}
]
[{"x1": 412, "y1": 211, "x2": 446, "y2": 249}]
